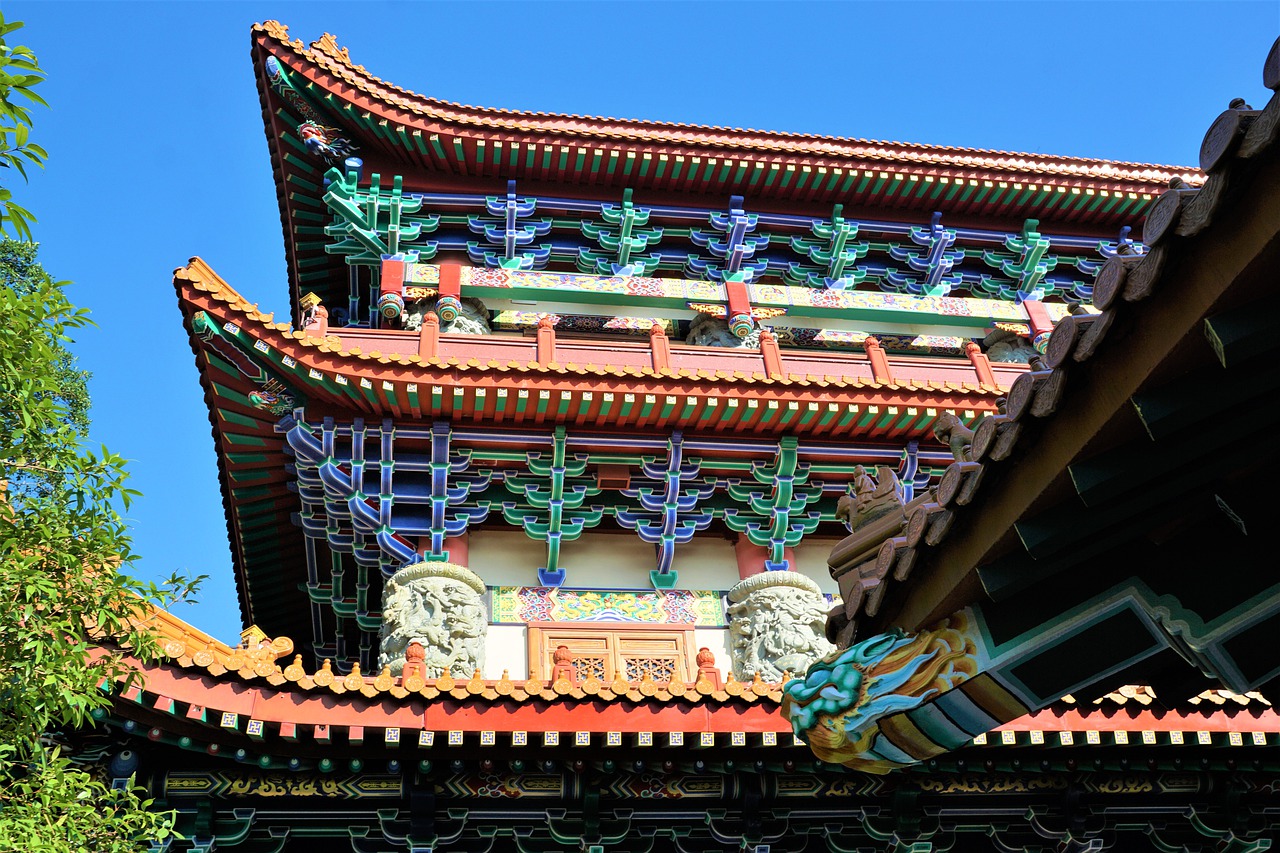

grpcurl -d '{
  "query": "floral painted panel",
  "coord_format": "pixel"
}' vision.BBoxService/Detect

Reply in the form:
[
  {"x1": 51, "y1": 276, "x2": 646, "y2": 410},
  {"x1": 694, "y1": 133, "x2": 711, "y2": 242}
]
[{"x1": 490, "y1": 587, "x2": 726, "y2": 626}]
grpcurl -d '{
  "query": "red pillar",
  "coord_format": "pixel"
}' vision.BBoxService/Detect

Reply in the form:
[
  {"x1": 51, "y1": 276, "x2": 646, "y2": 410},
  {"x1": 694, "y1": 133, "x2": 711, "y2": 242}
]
[
  {"x1": 759, "y1": 328, "x2": 784, "y2": 378},
  {"x1": 649, "y1": 322, "x2": 672, "y2": 371},
  {"x1": 417, "y1": 312, "x2": 440, "y2": 359}
]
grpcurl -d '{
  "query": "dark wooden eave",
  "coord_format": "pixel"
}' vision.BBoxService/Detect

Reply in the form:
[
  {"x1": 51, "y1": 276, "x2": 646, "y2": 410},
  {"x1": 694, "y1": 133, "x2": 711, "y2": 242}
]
[{"x1": 858, "y1": 63, "x2": 1280, "y2": 697}]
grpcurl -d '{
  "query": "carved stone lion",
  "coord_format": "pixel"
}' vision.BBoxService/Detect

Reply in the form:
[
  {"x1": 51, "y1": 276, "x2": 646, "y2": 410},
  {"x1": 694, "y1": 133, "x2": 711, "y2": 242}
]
[
  {"x1": 983, "y1": 328, "x2": 1037, "y2": 364},
  {"x1": 378, "y1": 562, "x2": 487, "y2": 678},
  {"x1": 726, "y1": 571, "x2": 835, "y2": 682},
  {"x1": 686, "y1": 313, "x2": 760, "y2": 348},
  {"x1": 403, "y1": 296, "x2": 491, "y2": 335}
]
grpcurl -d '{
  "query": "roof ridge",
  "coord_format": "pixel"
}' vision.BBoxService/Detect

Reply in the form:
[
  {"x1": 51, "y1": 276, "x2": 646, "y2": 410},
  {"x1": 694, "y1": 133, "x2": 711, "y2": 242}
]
[{"x1": 252, "y1": 21, "x2": 1200, "y2": 186}]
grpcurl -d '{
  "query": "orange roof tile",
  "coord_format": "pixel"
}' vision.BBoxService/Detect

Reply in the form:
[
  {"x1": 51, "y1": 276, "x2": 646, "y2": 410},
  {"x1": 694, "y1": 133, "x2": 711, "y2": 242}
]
[
  {"x1": 254, "y1": 20, "x2": 1201, "y2": 191},
  {"x1": 145, "y1": 606, "x2": 787, "y2": 711}
]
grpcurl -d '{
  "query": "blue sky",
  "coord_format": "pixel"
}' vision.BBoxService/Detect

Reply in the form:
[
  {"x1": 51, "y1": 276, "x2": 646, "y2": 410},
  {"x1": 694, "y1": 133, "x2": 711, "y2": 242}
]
[{"x1": 8, "y1": 1, "x2": 1277, "y2": 641}]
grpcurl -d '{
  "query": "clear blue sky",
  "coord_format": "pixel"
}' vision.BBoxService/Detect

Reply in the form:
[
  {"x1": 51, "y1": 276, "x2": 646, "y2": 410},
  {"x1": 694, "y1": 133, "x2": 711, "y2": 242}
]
[{"x1": 9, "y1": 1, "x2": 1277, "y2": 642}]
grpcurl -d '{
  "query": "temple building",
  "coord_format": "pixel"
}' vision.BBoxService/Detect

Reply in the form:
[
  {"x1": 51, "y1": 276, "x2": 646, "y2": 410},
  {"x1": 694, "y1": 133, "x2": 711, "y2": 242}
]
[{"x1": 86, "y1": 23, "x2": 1280, "y2": 852}]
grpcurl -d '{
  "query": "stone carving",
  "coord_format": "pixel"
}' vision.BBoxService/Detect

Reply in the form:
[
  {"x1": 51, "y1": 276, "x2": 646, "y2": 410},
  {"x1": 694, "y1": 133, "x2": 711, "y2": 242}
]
[
  {"x1": 378, "y1": 562, "x2": 487, "y2": 678},
  {"x1": 404, "y1": 296, "x2": 491, "y2": 335},
  {"x1": 932, "y1": 412, "x2": 975, "y2": 463},
  {"x1": 686, "y1": 313, "x2": 760, "y2": 348},
  {"x1": 726, "y1": 571, "x2": 835, "y2": 682},
  {"x1": 835, "y1": 465, "x2": 905, "y2": 532},
  {"x1": 982, "y1": 328, "x2": 1038, "y2": 364}
]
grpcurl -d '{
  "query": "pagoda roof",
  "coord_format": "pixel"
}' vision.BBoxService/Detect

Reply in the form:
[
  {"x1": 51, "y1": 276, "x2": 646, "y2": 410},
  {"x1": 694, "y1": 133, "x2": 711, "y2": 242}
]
[
  {"x1": 251, "y1": 21, "x2": 1200, "y2": 319},
  {"x1": 97, "y1": 605, "x2": 1280, "y2": 853},
  {"x1": 254, "y1": 21, "x2": 1196, "y2": 192},
  {"x1": 841, "y1": 46, "x2": 1280, "y2": 698},
  {"x1": 176, "y1": 257, "x2": 1028, "y2": 637},
  {"x1": 105, "y1": 603, "x2": 1280, "y2": 756}
]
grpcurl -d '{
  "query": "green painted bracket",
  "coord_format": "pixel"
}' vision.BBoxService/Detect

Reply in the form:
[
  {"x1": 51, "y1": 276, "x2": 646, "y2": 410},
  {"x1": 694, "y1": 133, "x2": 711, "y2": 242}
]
[
  {"x1": 323, "y1": 168, "x2": 440, "y2": 265},
  {"x1": 981, "y1": 219, "x2": 1059, "y2": 298},
  {"x1": 722, "y1": 437, "x2": 824, "y2": 569},
  {"x1": 500, "y1": 426, "x2": 604, "y2": 584},
  {"x1": 580, "y1": 188, "x2": 664, "y2": 276}
]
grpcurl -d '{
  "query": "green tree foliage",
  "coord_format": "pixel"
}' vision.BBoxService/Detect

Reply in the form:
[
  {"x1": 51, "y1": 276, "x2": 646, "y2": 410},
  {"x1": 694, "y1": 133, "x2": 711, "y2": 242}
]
[
  {"x1": 0, "y1": 759, "x2": 180, "y2": 853},
  {"x1": 0, "y1": 210, "x2": 199, "y2": 853},
  {"x1": 0, "y1": 16, "x2": 200, "y2": 852},
  {"x1": 0, "y1": 239, "x2": 90, "y2": 468},
  {"x1": 0, "y1": 13, "x2": 47, "y2": 239}
]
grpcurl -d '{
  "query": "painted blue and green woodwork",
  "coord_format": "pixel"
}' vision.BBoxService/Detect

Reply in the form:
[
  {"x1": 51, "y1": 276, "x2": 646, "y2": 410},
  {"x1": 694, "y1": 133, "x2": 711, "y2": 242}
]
[{"x1": 614, "y1": 431, "x2": 715, "y2": 589}]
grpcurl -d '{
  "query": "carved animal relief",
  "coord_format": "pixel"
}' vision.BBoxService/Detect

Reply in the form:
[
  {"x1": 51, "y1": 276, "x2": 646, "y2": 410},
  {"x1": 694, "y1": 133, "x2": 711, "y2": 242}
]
[
  {"x1": 378, "y1": 562, "x2": 488, "y2": 678},
  {"x1": 726, "y1": 571, "x2": 835, "y2": 682}
]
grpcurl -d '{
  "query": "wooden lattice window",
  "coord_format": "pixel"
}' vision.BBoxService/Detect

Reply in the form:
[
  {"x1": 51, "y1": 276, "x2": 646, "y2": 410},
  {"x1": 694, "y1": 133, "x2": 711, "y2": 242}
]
[{"x1": 527, "y1": 623, "x2": 696, "y2": 683}]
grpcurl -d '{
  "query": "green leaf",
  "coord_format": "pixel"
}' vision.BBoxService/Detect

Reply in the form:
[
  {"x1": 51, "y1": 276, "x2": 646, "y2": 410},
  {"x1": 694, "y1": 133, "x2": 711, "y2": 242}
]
[{"x1": 0, "y1": 21, "x2": 200, "y2": 840}]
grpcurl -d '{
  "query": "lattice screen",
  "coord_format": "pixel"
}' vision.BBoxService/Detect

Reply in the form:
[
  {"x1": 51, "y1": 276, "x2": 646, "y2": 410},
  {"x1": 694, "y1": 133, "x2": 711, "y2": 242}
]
[{"x1": 528, "y1": 624, "x2": 695, "y2": 683}]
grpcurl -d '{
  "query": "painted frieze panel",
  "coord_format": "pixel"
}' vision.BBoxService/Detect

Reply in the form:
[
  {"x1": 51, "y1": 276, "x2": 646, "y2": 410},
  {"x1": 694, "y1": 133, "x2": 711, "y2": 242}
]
[
  {"x1": 166, "y1": 772, "x2": 403, "y2": 799},
  {"x1": 491, "y1": 586, "x2": 725, "y2": 627}
]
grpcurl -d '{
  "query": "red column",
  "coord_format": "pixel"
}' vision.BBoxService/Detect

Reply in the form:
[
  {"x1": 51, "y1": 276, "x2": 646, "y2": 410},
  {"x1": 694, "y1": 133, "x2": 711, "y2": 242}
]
[
  {"x1": 1023, "y1": 300, "x2": 1054, "y2": 353},
  {"x1": 443, "y1": 533, "x2": 468, "y2": 566},
  {"x1": 759, "y1": 328, "x2": 784, "y2": 378},
  {"x1": 417, "y1": 312, "x2": 440, "y2": 359},
  {"x1": 380, "y1": 256, "x2": 407, "y2": 297},
  {"x1": 735, "y1": 537, "x2": 795, "y2": 579},
  {"x1": 437, "y1": 263, "x2": 462, "y2": 298}
]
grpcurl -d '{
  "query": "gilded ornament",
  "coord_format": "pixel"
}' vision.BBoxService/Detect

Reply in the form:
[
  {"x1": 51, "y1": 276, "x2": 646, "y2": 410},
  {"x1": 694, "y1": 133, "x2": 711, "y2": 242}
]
[
  {"x1": 283, "y1": 656, "x2": 306, "y2": 681},
  {"x1": 313, "y1": 660, "x2": 334, "y2": 687}
]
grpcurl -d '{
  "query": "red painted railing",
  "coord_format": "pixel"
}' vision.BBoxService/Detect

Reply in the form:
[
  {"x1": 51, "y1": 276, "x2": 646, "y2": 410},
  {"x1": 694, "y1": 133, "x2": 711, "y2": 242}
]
[{"x1": 333, "y1": 327, "x2": 1026, "y2": 390}]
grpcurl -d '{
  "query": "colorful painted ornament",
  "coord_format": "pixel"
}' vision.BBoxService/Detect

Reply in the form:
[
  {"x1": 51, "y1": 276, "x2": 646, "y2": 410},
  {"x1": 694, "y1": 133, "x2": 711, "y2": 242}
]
[
  {"x1": 298, "y1": 121, "x2": 357, "y2": 163},
  {"x1": 728, "y1": 312, "x2": 755, "y2": 339},
  {"x1": 247, "y1": 386, "x2": 295, "y2": 416},
  {"x1": 436, "y1": 295, "x2": 462, "y2": 324},
  {"x1": 378, "y1": 291, "x2": 405, "y2": 320}
]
